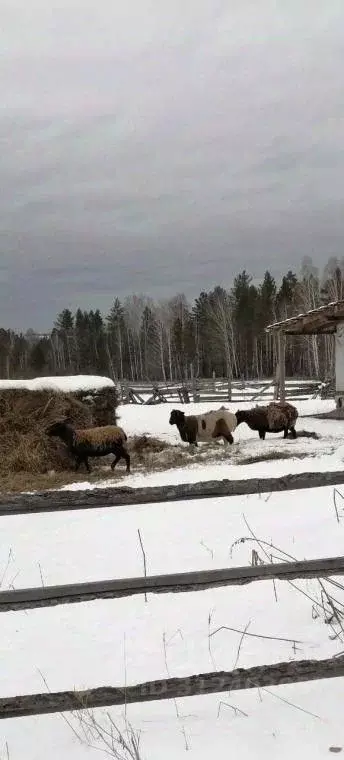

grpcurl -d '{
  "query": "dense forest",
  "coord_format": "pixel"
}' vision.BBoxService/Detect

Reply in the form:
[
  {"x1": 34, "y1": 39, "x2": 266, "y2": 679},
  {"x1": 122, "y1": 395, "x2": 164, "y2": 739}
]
[{"x1": 1, "y1": 256, "x2": 343, "y2": 383}]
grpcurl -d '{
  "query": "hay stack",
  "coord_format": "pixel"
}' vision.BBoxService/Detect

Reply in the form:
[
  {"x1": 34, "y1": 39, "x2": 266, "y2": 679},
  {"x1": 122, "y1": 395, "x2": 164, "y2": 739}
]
[{"x1": 0, "y1": 386, "x2": 119, "y2": 474}]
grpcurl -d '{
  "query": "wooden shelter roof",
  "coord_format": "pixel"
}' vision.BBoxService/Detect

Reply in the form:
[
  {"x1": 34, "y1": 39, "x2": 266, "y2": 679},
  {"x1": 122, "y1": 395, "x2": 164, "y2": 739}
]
[{"x1": 265, "y1": 300, "x2": 344, "y2": 335}]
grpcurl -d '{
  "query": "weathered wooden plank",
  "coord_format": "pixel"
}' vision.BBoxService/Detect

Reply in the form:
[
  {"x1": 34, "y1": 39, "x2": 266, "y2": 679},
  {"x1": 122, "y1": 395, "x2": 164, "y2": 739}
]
[
  {"x1": 0, "y1": 555, "x2": 343, "y2": 612},
  {"x1": 2, "y1": 655, "x2": 344, "y2": 719},
  {"x1": 0, "y1": 470, "x2": 344, "y2": 516}
]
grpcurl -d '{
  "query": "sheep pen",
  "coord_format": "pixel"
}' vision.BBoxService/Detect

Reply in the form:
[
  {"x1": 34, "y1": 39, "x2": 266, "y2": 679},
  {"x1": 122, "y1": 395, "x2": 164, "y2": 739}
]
[{"x1": 0, "y1": 389, "x2": 321, "y2": 494}]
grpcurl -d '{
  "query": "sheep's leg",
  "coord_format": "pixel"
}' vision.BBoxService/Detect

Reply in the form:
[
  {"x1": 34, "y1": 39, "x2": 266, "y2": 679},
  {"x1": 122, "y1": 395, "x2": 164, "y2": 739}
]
[
  {"x1": 290, "y1": 426, "x2": 297, "y2": 439},
  {"x1": 76, "y1": 456, "x2": 90, "y2": 472},
  {"x1": 122, "y1": 447, "x2": 131, "y2": 474},
  {"x1": 111, "y1": 452, "x2": 121, "y2": 470},
  {"x1": 283, "y1": 428, "x2": 288, "y2": 439},
  {"x1": 111, "y1": 446, "x2": 131, "y2": 474},
  {"x1": 259, "y1": 430, "x2": 266, "y2": 440}
]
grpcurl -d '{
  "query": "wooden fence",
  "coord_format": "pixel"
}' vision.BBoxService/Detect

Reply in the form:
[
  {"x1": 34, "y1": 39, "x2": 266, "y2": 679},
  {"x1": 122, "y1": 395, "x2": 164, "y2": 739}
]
[
  {"x1": 2, "y1": 469, "x2": 344, "y2": 515},
  {"x1": 0, "y1": 555, "x2": 343, "y2": 613},
  {"x1": 1, "y1": 468, "x2": 344, "y2": 721},
  {"x1": 119, "y1": 377, "x2": 327, "y2": 405},
  {"x1": 2, "y1": 655, "x2": 344, "y2": 719}
]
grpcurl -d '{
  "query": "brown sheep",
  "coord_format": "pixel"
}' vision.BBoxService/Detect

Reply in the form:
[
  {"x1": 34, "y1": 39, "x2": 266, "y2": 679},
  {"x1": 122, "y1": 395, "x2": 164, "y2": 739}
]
[
  {"x1": 235, "y1": 401, "x2": 298, "y2": 440},
  {"x1": 46, "y1": 418, "x2": 130, "y2": 473}
]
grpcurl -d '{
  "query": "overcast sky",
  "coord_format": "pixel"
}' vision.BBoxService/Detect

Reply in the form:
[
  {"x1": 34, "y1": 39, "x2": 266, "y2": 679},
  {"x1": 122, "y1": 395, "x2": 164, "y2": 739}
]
[{"x1": 1, "y1": 1, "x2": 344, "y2": 330}]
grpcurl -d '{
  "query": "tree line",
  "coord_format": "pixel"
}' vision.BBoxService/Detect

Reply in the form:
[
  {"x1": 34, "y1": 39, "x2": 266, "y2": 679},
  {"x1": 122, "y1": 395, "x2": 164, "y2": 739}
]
[{"x1": 1, "y1": 256, "x2": 343, "y2": 383}]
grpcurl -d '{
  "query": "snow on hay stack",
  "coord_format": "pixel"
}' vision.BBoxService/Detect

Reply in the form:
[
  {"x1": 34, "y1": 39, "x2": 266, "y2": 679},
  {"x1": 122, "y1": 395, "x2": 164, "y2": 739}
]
[{"x1": 0, "y1": 375, "x2": 120, "y2": 474}]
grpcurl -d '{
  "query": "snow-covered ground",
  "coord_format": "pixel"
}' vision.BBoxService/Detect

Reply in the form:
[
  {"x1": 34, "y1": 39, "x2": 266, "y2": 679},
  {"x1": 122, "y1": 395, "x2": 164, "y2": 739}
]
[{"x1": 2, "y1": 395, "x2": 344, "y2": 758}]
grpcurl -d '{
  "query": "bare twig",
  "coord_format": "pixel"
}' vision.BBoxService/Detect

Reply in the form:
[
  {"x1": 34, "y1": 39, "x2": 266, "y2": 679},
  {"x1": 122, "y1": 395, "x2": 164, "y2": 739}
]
[
  {"x1": 217, "y1": 700, "x2": 248, "y2": 719},
  {"x1": 207, "y1": 609, "x2": 217, "y2": 669},
  {"x1": 36, "y1": 668, "x2": 87, "y2": 746},
  {"x1": 230, "y1": 532, "x2": 296, "y2": 563},
  {"x1": 232, "y1": 620, "x2": 251, "y2": 670},
  {"x1": 72, "y1": 707, "x2": 143, "y2": 759},
  {"x1": 137, "y1": 529, "x2": 147, "y2": 603},
  {"x1": 253, "y1": 683, "x2": 322, "y2": 721},
  {"x1": 166, "y1": 629, "x2": 184, "y2": 645},
  {"x1": 210, "y1": 624, "x2": 302, "y2": 646},
  {"x1": 242, "y1": 515, "x2": 289, "y2": 563},
  {"x1": 123, "y1": 634, "x2": 128, "y2": 725},
  {"x1": 271, "y1": 564, "x2": 278, "y2": 603},
  {"x1": 200, "y1": 540, "x2": 214, "y2": 559},
  {"x1": 162, "y1": 632, "x2": 191, "y2": 749},
  {"x1": 236, "y1": 515, "x2": 344, "y2": 635},
  {"x1": 38, "y1": 563, "x2": 45, "y2": 588},
  {"x1": 0, "y1": 549, "x2": 13, "y2": 589},
  {"x1": 8, "y1": 570, "x2": 20, "y2": 588},
  {"x1": 163, "y1": 631, "x2": 179, "y2": 718},
  {"x1": 162, "y1": 632, "x2": 172, "y2": 679},
  {"x1": 181, "y1": 726, "x2": 189, "y2": 751},
  {"x1": 251, "y1": 549, "x2": 261, "y2": 566},
  {"x1": 333, "y1": 488, "x2": 344, "y2": 524}
]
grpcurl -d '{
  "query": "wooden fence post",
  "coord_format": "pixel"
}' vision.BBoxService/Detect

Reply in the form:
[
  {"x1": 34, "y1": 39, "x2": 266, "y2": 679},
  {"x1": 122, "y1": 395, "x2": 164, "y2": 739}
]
[
  {"x1": 122, "y1": 380, "x2": 130, "y2": 404},
  {"x1": 190, "y1": 364, "x2": 200, "y2": 402},
  {"x1": 277, "y1": 331, "x2": 286, "y2": 402}
]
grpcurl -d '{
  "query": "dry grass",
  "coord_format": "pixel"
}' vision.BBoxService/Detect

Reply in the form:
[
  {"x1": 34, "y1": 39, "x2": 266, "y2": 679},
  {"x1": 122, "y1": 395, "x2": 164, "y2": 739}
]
[
  {"x1": 0, "y1": 431, "x2": 315, "y2": 494},
  {"x1": 237, "y1": 450, "x2": 312, "y2": 466},
  {"x1": 0, "y1": 387, "x2": 118, "y2": 480}
]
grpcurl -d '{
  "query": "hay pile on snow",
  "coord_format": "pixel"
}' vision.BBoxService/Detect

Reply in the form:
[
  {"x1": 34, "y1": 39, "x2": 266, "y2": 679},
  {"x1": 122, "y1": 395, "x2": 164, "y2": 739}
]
[{"x1": 0, "y1": 384, "x2": 119, "y2": 475}]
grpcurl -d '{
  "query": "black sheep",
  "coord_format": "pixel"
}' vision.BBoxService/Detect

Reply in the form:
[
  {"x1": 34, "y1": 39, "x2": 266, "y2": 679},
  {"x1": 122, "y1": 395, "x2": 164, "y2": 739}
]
[{"x1": 235, "y1": 402, "x2": 298, "y2": 440}]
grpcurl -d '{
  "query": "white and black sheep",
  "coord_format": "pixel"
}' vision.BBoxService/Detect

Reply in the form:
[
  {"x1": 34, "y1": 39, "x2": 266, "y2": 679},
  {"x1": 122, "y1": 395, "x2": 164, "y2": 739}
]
[
  {"x1": 235, "y1": 401, "x2": 298, "y2": 440},
  {"x1": 169, "y1": 407, "x2": 237, "y2": 445},
  {"x1": 46, "y1": 418, "x2": 131, "y2": 473}
]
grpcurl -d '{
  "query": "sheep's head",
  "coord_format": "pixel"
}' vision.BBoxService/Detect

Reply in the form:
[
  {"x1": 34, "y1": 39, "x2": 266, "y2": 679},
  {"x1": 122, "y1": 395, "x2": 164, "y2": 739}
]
[
  {"x1": 235, "y1": 410, "x2": 246, "y2": 425},
  {"x1": 169, "y1": 409, "x2": 185, "y2": 426},
  {"x1": 45, "y1": 418, "x2": 73, "y2": 437}
]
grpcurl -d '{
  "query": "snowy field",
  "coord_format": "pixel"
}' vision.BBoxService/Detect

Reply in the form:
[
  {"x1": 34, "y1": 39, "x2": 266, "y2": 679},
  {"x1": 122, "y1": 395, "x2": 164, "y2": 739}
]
[{"x1": 2, "y1": 395, "x2": 344, "y2": 757}]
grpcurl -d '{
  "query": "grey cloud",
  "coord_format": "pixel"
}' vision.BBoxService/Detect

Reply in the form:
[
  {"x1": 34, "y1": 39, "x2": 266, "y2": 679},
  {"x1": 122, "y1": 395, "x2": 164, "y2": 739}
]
[{"x1": 1, "y1": 0, "x2": 344, "y2": 329}]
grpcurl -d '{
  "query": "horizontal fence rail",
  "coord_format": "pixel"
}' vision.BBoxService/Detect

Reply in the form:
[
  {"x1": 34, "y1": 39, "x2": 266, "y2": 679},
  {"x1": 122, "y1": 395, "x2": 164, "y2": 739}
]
[
  {"x1": 2, "y1": 655, "x2": 344, "y2": 719},
  {"x1": 119, "y1": 377, "x2": 325, "y2": 404},
  {"x1": 1, "y1": 556, "x2": 344, "y2": 612},
  {"x1": 1, "y1": 470, "x2": 344, "y2": 516}
]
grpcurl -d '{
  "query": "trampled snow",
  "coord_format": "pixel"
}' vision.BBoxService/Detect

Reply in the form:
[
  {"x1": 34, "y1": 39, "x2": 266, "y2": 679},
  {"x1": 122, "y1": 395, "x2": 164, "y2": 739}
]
[{"x1": 2, "y1": 393, "x2": 344, "y2": 758}]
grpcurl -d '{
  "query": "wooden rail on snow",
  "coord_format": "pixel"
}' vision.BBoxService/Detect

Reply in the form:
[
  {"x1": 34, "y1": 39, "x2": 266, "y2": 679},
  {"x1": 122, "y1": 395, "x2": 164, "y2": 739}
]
[
  {"x1": 2, "y1": 655, "x2": 344, "y2": 719},
  {"x1": 1, "y1": 470, "x2": 344, "y2": 516},
  {"x1": 1, "y1": 555, "x2": 344, "y2": 612}
]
